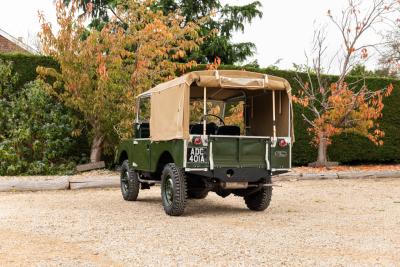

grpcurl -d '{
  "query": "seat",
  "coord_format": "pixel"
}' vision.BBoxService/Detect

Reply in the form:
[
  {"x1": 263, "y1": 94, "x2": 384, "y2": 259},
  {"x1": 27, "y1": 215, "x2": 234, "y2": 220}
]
[
  {"x1": 216, "y1": 125, "x2": 240, "y2": 136},
  {"x1": 190, "y1": 123, "x2": 217, "y2": 135},
  {"x1": 137, "y1": 123, "x2": 150, "y2": 138}
]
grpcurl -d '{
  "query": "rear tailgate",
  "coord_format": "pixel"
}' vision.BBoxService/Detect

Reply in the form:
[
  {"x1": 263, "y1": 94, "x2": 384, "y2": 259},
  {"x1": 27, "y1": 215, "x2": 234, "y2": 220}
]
[{"x1": 209, "y1": 136, "x2": 269, "y2": 169}]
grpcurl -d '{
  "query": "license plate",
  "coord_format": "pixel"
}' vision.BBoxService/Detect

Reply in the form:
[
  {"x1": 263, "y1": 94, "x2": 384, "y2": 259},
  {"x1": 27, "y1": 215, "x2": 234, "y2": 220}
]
[{"x1": 187, "y1": 147, "x2": 208, "y2": 163}]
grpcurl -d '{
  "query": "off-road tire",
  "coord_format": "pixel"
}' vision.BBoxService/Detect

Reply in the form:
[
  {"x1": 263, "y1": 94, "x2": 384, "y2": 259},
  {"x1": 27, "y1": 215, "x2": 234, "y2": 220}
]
[
  {"x1": 188, "y1": 190, "x2": 208, "y2": 199},
  {"x1": 244, "y1": 178, "x2": 272, "y2": 211},
  {"x1": 161, "y1": 163, "x2": 187, "y2": 216},
  {"x1": 120, "y1": 160, "x2": 140, "y2": 201}
]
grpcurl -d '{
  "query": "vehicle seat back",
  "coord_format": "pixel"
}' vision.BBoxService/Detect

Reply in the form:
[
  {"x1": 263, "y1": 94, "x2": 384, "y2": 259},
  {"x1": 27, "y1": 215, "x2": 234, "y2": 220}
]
[
  {"x1": 137, "y1": 123, "x2": 150, "y2": 138},
  {"x1": 216, "y1": 125, "x2": 240, "y2": 136},
  {"x1": 190, "y1": 123, "x2": 217, "y2": 135}
]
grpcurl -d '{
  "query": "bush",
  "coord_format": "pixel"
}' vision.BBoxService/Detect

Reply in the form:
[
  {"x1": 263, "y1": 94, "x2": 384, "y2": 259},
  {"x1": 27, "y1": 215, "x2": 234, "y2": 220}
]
[{"x1": 0, "y1": 59, "x2": 84, "y2": 175}]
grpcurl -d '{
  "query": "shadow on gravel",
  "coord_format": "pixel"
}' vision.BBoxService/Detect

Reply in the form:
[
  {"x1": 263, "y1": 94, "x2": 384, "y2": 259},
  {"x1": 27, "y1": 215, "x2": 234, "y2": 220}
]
[
  {"x1": 185, "y1": 200, "x2": 251, "y2": 216},
  {"x1": 132, "y1": 196, "x2": 252, "y2": 216}
]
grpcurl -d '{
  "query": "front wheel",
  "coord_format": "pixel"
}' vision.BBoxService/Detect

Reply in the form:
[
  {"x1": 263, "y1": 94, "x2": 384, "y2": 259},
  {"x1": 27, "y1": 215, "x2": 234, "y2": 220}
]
[
  {"x1": 244, "y1": 178, "x2": 272, "y2": 211},
  {"x1": 161, "y1": 163, "x2": 187, "y2": 216},
  {"x1": 120, "y1": 160, "x2": 140, "y2": 201}
]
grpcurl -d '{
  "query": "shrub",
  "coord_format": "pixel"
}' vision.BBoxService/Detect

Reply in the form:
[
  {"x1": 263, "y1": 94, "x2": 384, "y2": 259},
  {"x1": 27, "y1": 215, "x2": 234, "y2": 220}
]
[{"x1": 0, "y1": 59, "x2": 82, "y2": 175}]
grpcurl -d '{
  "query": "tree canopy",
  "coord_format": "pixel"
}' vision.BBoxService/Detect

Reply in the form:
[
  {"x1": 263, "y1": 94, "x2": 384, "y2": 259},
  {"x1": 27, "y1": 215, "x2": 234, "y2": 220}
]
[
  {"x1": 62, "y1": 0, "x2": 263, "y2": 64},
  {"x1": 39, "y1": 0, "x2": 203, "y2": 162}
]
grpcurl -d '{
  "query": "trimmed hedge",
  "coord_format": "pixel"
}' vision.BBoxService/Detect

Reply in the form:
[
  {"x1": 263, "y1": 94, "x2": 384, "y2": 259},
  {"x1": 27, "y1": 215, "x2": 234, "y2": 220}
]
[
  {"x1": 0, "y1": 53, "x2": 58, "y2": 89},
  {"x1": 194, "y1": 64, "x2": 400, "y2": 165},
  {"x1": 2, "y1": 54, "x2": 399, "y2": 166}
]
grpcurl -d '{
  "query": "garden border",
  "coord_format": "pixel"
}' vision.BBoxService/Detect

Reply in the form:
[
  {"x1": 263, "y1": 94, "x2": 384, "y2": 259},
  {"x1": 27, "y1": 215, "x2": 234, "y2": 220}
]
[{"x1": 0, "y1": 169, "x2": 399, "y2": 192}]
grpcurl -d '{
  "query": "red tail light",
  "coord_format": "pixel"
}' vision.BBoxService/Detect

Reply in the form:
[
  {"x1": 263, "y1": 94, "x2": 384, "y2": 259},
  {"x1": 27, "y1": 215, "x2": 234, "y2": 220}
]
[
  {"x1": 193, "y1": 137, "x2": 202, "y2": 145},
  {"x1": 279, "y1": 139, "x2": 288, "y2": 148}
]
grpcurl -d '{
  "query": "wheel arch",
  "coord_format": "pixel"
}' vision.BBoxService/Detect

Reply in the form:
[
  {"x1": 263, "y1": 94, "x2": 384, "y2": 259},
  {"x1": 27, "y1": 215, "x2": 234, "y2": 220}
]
[
  {"x1": 118, "y1": 150, "x2": 129, "y2": 165},
  {"x1": 155, "y1": 151, "x2": 176, "y2": 179}
]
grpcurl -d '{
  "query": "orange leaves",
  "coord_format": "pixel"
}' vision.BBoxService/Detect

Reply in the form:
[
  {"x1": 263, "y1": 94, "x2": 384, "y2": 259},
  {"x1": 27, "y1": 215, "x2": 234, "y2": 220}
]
[
  {"x1": 124, "y1": 0, "x2": 203, "y2": 93},
  {"x1": 293, "y1": 80, "x2": 392, "y2": 148},
  {"x1": 292, "y1": 95, "x2": 309, "y2": 107},
  {"x1": 386, "y1": 83, "x2": 394, "y2": 96},
  {"x1": 207, "y1": 57, "x2": 221, "y2": 70}
]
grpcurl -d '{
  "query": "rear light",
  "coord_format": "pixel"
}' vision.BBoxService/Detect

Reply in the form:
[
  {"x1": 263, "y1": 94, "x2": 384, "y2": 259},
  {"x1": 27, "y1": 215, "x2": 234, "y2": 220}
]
[
  {"x1": 193, "y1": 136, "x2": 202, "y2": 145},
  {"x1": 279, "y1": 139, "x2": 288, "y2": 148}
]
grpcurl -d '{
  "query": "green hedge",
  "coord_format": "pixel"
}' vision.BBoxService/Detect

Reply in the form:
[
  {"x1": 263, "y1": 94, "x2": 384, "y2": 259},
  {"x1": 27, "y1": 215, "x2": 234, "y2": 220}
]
[
  {"x1": 194, "y1": 64, "x2": 400, "y2": 165},
  {"x1": 2, "y1": 54, "x2": 399, "y2": 166},
  {"x1": 0, "y1": 53, "x2": 89, "y2": 175},
  {"x1": 0, "y1": 53, "x2": 58, "y2": 89}
]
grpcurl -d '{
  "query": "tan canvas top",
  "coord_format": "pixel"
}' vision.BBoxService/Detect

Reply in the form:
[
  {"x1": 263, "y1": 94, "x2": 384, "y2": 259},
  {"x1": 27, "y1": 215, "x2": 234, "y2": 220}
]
[
  {"x1": 138, "y1": 70, "x2": 293, "y2": 141},
  {"x1": 138, "y1": 70, "x2": 291, "y2": 98}
]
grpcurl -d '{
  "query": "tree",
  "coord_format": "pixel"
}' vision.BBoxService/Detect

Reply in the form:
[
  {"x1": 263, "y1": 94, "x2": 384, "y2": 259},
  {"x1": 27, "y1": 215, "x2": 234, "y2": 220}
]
[
  {"x1": 348, "y1": 64, "x2": 396, "y2": 78},
  {"x1": 38, "y1": 0, "x2": 202, "y2": 162},
  {"x1": 292, "y1": 0, "x2": 398, "y2": 167},
  {"x1": 62, "y1": 0, "x2": 263, "y2": 64},
  {"x1": 379, "y1": 21, "x2": 400, "y2": 76}
]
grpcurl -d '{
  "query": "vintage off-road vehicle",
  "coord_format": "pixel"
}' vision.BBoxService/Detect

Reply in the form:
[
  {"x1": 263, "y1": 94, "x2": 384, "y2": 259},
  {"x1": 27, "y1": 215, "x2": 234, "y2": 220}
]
[{"x1": 116, "y1": 70, "x2": 293, "y2": 216}]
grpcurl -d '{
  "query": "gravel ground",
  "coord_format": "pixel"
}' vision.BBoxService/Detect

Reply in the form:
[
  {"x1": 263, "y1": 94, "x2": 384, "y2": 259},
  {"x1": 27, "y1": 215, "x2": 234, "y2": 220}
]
[{"x1": 0, "y1": 178, "x2": 399, "y2": 266}]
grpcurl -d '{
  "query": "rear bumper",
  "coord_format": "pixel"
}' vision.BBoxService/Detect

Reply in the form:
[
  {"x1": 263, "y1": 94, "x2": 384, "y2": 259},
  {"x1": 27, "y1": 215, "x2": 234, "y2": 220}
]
[{"x1": 187, "y1": 167, "x2": 270, "y2": 182}]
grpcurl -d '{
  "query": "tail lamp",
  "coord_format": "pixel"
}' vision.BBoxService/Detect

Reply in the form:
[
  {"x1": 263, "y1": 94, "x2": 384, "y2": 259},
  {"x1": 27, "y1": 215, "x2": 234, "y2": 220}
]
[
  {"x1": 279, "y1": 139, "x2": 288, "y2": 148},
  {"x1": 193, "y1": 136, "x2": 202, "y2": 145}
]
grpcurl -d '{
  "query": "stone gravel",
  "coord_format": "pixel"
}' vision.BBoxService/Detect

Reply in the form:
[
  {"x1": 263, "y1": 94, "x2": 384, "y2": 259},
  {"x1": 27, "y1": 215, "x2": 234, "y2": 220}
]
[{"x1": 0, "y1": 178, "x2": 399, "y2": 266}]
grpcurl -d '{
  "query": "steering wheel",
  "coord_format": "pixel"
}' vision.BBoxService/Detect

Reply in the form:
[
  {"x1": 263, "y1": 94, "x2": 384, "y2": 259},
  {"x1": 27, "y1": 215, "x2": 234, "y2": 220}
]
[{"x1": 200, "y1": 114, "x2": 225, "y2": 126}]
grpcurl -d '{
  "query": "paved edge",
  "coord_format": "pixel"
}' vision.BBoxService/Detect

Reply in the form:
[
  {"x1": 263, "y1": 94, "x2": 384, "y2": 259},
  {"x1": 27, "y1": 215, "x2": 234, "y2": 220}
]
[
  {"x1": 0, "y1": 170, "x2": 400, "y2": 192},
  {"x1": 274, "y1": 170, "x2": 400, "y2": 181}
]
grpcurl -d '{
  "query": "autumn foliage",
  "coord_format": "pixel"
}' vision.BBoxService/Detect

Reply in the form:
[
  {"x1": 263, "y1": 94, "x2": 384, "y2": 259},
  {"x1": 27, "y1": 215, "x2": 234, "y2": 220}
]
[
  {"x1": 293, "y1": 0, "x2": 398, "y2": 166},
  {"x1": 293, "y1": 82, "x2": 393, "y2": 146},
  {"x1": 38, "y1": 0, "x2": 203, "y2": 162}
]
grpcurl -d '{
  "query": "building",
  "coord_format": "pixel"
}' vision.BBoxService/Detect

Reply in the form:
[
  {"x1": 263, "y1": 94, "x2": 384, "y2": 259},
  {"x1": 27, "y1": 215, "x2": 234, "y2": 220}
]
[{"x1": 0, "y1": 28, "x2": 38, "y2": 54}]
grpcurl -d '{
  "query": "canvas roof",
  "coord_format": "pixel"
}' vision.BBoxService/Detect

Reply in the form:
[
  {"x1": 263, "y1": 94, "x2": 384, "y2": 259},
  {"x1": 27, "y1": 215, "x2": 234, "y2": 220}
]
[
  {"x1": 138, "y1": 70, "x2": 292, "y2": 98},
  {"x1": 140, "y1": 70, "x2": 293, "y2": 141}
]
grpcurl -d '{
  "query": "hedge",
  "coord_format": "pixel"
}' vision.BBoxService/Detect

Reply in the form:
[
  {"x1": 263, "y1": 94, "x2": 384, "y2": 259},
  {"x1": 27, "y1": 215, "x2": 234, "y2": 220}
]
[
  {"x1": 0, "y1": 53, "x2": 58, "y2": 89},
  {"x1": 2, "y1": 53, "x2": 399, "y2": 166},
  {"x1": 205, "y1": 65, "x2": 400, "y2": 165}
]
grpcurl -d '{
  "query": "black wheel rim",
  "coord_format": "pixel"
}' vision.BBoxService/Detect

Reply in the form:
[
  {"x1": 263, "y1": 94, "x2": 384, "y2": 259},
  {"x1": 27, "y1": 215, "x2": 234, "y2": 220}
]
[
  {"x1": 121, "y1": 171, "x2": 129, "y2": 193},
  {"x1": 163, "y1": 175, "x2": 174, "y2": 205}
]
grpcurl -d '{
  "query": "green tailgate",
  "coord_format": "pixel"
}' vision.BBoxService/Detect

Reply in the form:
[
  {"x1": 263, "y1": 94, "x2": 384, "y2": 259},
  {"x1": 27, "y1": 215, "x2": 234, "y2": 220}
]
[{"x1": 210, "y1": 136, "x2": 268, "y2": 168}]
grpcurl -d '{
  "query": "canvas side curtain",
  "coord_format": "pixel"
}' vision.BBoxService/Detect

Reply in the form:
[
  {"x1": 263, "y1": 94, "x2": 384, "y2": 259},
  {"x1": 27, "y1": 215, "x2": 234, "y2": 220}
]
[{"x1": 150, "y1": 83, "x2": 190, "y2": 141}]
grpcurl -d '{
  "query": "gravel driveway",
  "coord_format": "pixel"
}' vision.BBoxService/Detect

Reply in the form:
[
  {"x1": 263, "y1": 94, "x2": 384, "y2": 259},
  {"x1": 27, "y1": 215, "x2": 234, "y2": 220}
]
[{"x1": 0, "y1": 178, "x2": 399, "y2": 266}]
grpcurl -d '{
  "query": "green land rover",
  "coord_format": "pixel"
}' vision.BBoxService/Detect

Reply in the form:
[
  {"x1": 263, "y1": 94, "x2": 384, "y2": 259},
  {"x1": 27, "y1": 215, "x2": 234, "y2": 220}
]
[{"x1": 116, "y1": 70, "x2": 294, "y2": 216}]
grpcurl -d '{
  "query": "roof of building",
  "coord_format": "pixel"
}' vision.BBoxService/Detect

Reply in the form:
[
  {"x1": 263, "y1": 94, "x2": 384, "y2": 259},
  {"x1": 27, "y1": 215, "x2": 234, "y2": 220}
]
[{"x1": 0, "y1": 28, "x2": 39, "y2": 54}]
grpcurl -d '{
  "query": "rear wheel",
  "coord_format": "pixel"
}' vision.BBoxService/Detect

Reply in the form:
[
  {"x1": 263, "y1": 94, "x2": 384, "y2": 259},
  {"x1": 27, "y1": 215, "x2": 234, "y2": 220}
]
[
  {"x1": 120, "y1": 160, "x2": 140, "y2": 201},
  {"x1": 244, "y1": 177, "x2": 272, "y2": 211},
  {"x1": 161, "y1": 163, "x2": 187, "y2": 216}
]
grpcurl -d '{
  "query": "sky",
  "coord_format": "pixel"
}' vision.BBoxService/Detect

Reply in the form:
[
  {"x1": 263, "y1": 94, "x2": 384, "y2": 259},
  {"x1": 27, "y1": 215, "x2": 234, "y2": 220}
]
[{"x1": 0, "y1": 0, "x2": 388, "y2": 72}]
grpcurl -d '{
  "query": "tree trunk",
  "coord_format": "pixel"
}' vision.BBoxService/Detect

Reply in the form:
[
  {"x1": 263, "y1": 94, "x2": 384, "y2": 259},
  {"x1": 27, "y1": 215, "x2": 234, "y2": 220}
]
[
  {"x1": 90, "y1": 134, "x2": 104, "y2": 163},
  {"x1": 311, "y1": 132, "x2": 329, "y2": 167}
]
